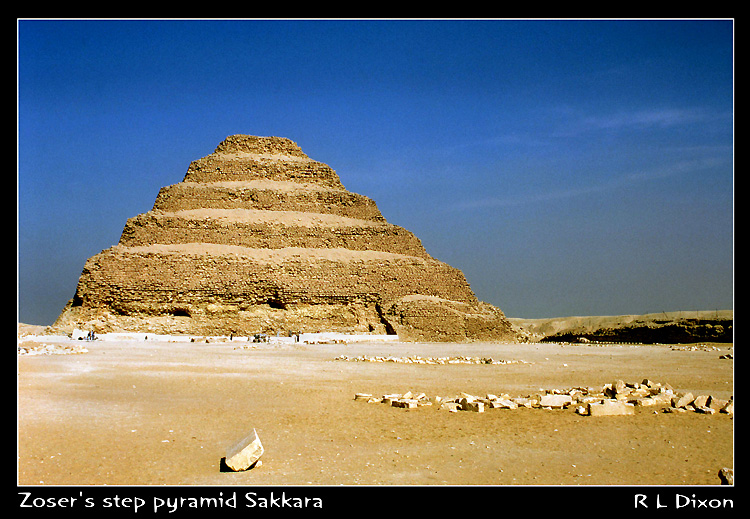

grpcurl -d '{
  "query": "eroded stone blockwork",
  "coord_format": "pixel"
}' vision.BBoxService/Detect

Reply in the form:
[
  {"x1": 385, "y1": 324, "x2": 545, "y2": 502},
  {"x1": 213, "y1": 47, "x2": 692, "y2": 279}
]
[{"x1": 52, "y1": 135, "x2": 518, "y2": 341}]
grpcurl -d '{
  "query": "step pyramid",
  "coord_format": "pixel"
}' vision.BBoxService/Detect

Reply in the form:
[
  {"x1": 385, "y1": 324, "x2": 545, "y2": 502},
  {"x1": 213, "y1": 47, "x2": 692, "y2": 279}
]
[{"x1": 52, "y1": 135, "x2": 518, "y2": 342}]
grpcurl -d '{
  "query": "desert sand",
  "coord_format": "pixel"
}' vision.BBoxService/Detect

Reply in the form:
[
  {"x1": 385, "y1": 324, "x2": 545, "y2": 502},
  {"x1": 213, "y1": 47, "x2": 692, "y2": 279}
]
[{"x1": 17, "y1": 330, "x2": 733, "y2": 489}]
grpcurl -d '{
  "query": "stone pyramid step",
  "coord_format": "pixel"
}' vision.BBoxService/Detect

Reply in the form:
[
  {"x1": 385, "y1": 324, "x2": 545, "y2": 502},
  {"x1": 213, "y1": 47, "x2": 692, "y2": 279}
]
[
  {"x1": 118, "y1": 209, "x2": 429, "y2": 257},
  {"x1": 153, "y1": 180, "x2": 385, "y2": 221},
  {"x1": 65, "y1": 244, "x2": 479, "y2": 335},
  {"x1": 182, "y1": 137, "x2": 343, "y2": 188},
  {"x1": 52, "y1": 135, "x2": 518, "y2": 341}
]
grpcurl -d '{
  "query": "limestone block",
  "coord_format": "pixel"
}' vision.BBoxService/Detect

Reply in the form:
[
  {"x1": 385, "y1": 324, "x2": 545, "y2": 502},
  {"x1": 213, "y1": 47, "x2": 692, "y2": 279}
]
[
  {"x1": 440, "y1": 401, "x2": 460, "y2": 412},
  {"x1": 460, "y1": 399, "x2": 484, "y2": 412},
  {"x1": 587, "y1": 400, "x2": 635, "y2": 416},
  {"x1": 489, "y1": 399, "x2": 518, "y2": 409},
  {"x1": 225, "y1": 428, "x2": 264, "y2": 471},
  {"x1": 671, "y1": 392, "x2": 695, "y2": 408},
  {"x1": 648, "y1": 392, "x2": 673, "y2": 405},
  {"x1": 381, "y1": 394, "x2": 401, "y2": 405},
  {"x1": 512, "y1": 397, "x2": 538, "y2": 408},
  {"x1": 692, "y1": 395, "x2": 709, "y2": 408},
  {"x1": 613, "y1": 379, "x2": 628, "y2": 394},
  {"x1": 539, "y1": 394, "x2": 573, "y2": 408}
]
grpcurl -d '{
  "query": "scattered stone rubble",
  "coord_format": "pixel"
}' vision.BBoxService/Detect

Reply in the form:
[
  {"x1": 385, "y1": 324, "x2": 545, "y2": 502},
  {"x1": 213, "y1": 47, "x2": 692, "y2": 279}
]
[
  {"x1": 670, "y1": 344, "x2": 727, "y2": 352},
  {"x1": 355, "y1": 378, "x2": 733, "y2": 416},
  {"x1": 17, "y1": 342, "x2": 89, "y2": 356},
  {"x1": 335, "y1": 354, "x2": 530, "y2": 365}
]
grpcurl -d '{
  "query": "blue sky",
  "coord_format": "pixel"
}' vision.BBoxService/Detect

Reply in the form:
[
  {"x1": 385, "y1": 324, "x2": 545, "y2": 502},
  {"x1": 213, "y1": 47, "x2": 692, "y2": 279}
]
[{"x1": 18, "y1": 19, "x2": 734, "y2": 325}]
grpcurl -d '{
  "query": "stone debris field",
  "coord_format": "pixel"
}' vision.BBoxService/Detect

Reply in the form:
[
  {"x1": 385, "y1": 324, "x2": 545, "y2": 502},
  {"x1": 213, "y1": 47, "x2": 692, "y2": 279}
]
[
  {"x1": 18, "y1": 336, "x2": 733, "y2": 486},
  {"x1": 335, "y1": 354, "x2": 531, "y2": 365},
  {"x1": 17, "y1": 342, "x2": 89, "y2": 356},
  {"x1": 355, "y1": 378, "x2": 734, "y2": 417},
  {"x1": 16, "y1": 133, "x2": 733, "y2": 488}
]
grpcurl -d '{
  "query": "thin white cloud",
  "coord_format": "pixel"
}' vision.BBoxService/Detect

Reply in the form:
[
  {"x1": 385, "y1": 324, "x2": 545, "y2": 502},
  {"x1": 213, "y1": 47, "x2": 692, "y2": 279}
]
[
  {"x1": 580, "y1": 108, "x2": 705, "y2": 131},
  {"x1": 552, "y1": 106, "x2": 732, "y2": 138},
  {"x1": 449, "y1": 157, "x2": 728, "y2": 211}
]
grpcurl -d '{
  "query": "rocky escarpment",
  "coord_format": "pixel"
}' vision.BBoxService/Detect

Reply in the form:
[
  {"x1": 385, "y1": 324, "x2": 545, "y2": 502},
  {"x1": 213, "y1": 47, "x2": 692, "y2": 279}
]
[
  {"x1": 510, "y1": 310, "x2": 733, "y2": 344},
  {"x1": 52, "y1": 135, "x2": 518, "y2": 342}
]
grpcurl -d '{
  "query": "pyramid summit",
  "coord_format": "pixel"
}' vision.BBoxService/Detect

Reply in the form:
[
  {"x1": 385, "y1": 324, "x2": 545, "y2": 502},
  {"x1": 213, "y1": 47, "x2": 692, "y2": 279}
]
[
  {"x1": 52, "y1": 134, "x2": 518, "y2": 342},
  {"x1": 213, "y1": 134, "x2": 310, "y2": 157}
]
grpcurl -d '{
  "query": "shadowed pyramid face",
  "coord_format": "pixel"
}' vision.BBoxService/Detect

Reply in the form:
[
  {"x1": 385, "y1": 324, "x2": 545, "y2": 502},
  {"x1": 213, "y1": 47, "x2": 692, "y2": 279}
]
[{"x1": 53, "y1": 135, "x2": 516, "y2": 342}]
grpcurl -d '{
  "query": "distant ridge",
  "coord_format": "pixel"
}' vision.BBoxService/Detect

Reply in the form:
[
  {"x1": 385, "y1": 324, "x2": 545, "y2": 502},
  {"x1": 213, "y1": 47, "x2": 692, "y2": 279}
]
[{"x1": 509, "y1": 310, "x2": 733, "y2": 343}]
